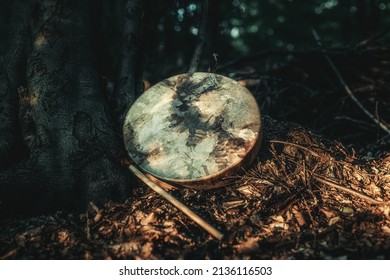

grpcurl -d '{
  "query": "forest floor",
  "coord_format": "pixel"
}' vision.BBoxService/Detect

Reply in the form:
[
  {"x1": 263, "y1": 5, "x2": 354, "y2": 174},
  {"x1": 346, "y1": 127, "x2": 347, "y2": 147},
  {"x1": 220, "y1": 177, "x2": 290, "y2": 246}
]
[{"x1": 1, "y1": 42, "x2": 389, "y2": 260}]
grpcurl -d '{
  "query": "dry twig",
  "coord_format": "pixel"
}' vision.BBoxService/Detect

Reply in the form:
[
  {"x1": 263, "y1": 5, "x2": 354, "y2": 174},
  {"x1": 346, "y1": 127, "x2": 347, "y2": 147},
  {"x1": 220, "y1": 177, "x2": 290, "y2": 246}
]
[
  {"x1": 313, "y1": 175, "x2": 390, "y2": 206},
  {"x1": 270, "y1": 139, "x2": 322, "y2": 158},
  {"x1": 312, "y1": 28, "x2": 390, "y2": 135}
]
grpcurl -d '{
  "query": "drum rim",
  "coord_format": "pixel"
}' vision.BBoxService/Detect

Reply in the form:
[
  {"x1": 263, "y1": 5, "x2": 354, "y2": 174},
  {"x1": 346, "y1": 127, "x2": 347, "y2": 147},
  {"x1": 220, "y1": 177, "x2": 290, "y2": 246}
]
[{"x1": 123, "y1": 72, "x2": 262, "y2": 186}]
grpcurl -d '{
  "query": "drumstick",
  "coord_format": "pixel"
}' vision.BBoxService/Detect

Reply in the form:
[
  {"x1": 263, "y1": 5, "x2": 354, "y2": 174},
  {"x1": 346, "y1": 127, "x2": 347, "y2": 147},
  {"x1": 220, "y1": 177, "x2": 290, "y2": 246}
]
[{"x1": 128, "y1": 164, "x2": 224, "y2": 240}]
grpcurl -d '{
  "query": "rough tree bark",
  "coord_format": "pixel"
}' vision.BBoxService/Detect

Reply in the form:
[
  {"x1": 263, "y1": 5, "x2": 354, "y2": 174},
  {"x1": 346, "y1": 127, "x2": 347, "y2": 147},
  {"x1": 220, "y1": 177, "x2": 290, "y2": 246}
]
[{"x1": 0, "y1": 0, "x2": 144, "y2": 216}]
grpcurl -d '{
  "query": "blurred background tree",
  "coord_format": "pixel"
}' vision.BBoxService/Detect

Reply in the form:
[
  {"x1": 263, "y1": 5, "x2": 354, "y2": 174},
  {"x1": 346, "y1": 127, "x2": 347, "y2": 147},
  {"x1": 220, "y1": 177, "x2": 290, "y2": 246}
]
[
  {"x1": 139, "y1": 0, "x2": 390, "y2": 80},
  {"x1": 2, "y1": 0, "x2": 388, "y2": 78}
]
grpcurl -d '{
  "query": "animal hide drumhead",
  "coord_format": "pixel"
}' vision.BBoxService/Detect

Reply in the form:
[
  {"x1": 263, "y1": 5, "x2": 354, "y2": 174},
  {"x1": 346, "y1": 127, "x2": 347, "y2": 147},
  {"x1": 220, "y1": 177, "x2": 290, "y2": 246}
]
[{"x1": 123, "y1": 72, "x2": 262, "y2": 189}]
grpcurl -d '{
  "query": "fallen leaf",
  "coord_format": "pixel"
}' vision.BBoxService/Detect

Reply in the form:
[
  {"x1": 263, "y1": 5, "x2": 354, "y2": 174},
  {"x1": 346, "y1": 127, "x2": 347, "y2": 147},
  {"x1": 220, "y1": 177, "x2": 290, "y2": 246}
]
[
  {"x1": 140, "y1": 213, "x2": 156, "y2": 226},
  {"x1": 93, "y1": 212, "x2": 102, "y2": 223},
  {"x1": 320, "y1": 207, "x2": 335, "y2": 219},
  {"x1": 271, "y1": 215, "x2": 284, "y2": 223},
  {"x1": 382, "y1": 226, "x2": 390, "y2": 235},
  {"x1": 328, "y1": 216, "x2": 341, "y2": 226},
  {"x1": 57, "y1": 230, "x2": 70, "y2": 244},
  {"x1": 270, "y1": 222, "x2": 289, "y2": 230},
  {"x1": 341, "y1": 206, "x2": 354, "y2": 215},
  {"x1": 235, "y1": 237, "x2": 259, "y2": 254},
  {"x1": 141, "y1": 242, "x2": 154, "y2": 259},
  {"x1": 292, "y1": 208, "x2": 306, "y2": 226}
]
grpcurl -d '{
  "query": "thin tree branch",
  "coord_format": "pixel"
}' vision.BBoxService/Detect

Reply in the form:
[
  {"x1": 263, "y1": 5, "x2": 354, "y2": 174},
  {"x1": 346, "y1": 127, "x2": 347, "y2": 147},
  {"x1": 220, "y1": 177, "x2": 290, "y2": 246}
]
[
  {"x1": 354, "y1": 27, "x2": 390, "y2": 49},
  {"x1": 215, "y1": 47, "x2": 390, "y2": 71},
  {"x1": 269, "y1": 140, "x2": 322, "y2": 158},
  {"x1": 313, "y1": 174, "x2": 390, "y2": 206},
  {"x1": 312, "y1": 28, "x2": 390, "y2": 135}
]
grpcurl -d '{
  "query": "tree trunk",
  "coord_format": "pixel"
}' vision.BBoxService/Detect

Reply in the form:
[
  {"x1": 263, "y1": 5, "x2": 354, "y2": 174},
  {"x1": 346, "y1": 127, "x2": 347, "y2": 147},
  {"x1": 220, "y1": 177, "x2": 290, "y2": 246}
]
[{"x1": 0, "y1": 0, "x2": 143, "y2": 216}]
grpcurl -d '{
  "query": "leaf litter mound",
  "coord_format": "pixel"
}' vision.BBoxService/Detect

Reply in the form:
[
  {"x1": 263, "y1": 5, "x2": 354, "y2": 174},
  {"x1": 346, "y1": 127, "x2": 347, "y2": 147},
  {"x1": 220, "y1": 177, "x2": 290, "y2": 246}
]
[
  {"x1": 1, "y1": 116, "x2": 389, "y2": 260},
  {"x1": 1, "y1": 39, "x2": 390, "y2": 260}
]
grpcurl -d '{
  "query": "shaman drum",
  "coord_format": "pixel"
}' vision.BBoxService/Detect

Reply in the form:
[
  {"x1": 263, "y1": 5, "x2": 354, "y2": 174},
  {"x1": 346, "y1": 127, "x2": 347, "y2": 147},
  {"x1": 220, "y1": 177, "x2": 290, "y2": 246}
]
[{"x1": 123, "y1": 72, "x2": 262, "y2": 189}]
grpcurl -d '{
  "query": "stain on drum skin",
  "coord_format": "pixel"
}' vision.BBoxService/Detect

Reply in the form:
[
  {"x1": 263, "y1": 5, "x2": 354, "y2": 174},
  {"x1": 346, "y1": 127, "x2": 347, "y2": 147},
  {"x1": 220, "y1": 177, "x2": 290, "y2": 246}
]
[{"x1": 123, "y1": 72, "x2": 262, "y2": 189}]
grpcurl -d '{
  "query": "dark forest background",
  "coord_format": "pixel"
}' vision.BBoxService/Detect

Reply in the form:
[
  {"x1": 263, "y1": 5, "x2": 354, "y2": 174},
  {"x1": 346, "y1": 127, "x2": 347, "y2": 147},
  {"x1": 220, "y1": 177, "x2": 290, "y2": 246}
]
[
  {"x1": 2, "y1": 0, "x2": 389, "y2": 150},
  {"x1": 0, "y1": 0, "x2": 389, "y2": 260}
]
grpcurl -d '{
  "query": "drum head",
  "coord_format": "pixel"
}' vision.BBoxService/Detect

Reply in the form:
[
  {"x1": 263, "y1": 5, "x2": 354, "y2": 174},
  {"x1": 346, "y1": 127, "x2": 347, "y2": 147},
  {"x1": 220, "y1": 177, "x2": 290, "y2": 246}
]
[{"x1": 123, "y1": 72, "x2": 262, "y2": 189}]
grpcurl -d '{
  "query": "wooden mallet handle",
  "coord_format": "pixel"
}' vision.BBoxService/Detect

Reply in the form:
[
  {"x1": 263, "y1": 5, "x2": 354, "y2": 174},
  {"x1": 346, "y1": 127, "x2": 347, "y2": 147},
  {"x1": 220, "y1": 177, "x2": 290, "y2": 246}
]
[{"x1": 128, "y1": 164, "x2": 224, "y2": 240}]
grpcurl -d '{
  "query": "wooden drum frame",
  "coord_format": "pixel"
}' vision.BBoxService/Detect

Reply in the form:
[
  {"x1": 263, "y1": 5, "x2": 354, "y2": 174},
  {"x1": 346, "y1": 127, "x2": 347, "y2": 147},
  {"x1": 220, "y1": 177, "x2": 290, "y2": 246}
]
[{"x1": 123, "y1": 72, "x2": 262, "y2": 189}]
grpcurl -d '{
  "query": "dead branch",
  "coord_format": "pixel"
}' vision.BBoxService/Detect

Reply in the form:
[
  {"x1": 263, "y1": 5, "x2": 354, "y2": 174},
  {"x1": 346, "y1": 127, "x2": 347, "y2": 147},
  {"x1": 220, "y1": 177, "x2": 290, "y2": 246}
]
[
  {"x1": 312, "y1": 29, "x2": 390, "y2": 135},
  {"x1": 0, "y1": 249, "x2": 17, "y2": 260},
  {"x1": 354, "y1": 28, "x2": 390, "y2": 49},
  {"x1": 313, "y1": 175, "x2": 390, "y2": 206},
  {"x1": 215, "y1": 46, "x2": 390, "y2": 71},
  {"x1": 269, "y1": 139, "x2": 322, "y2": 158}
]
